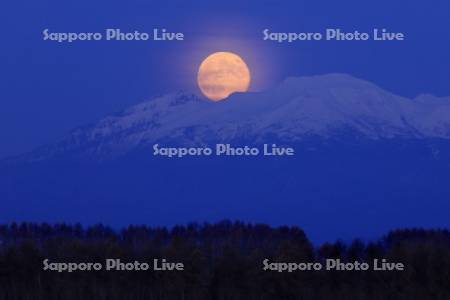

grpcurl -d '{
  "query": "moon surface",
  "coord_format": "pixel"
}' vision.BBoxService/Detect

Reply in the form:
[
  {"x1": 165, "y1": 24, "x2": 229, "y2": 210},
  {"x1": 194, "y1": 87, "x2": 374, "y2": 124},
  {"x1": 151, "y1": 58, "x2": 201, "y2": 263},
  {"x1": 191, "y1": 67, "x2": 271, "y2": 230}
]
[{"x1": 197, "y1": 52, "x2": 251, "y2": 101}]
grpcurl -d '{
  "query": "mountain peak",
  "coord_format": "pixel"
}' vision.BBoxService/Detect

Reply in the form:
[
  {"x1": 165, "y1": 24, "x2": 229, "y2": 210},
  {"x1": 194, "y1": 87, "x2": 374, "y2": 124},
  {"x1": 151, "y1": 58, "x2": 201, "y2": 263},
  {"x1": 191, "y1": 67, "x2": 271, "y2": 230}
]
[
  {"x1": 10, "y1": 74, "x2": 450, "y2": 161},
  {"x1": 123, "y1": 92, "x2": 203, "y2": 114},
  {"x1": 279, "y1": 73, "x2": 379, "y2": 90}
]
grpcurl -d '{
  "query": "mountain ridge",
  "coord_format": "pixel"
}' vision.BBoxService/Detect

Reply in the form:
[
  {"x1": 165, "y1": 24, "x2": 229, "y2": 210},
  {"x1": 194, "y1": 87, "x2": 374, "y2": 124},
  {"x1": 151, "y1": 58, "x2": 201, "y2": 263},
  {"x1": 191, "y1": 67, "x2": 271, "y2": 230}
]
[
  {"x1": 8, "y1": 73, "x2": 450, "y2": 162},
  {"x1": 2, "y1": 74, "x2": 450, "y2": 243}
]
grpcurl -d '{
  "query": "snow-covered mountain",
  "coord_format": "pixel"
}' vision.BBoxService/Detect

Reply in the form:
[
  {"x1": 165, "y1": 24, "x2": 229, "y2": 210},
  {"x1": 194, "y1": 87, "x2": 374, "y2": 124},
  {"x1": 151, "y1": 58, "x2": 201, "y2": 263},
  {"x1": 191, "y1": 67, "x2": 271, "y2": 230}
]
[
  {"x1": 3, "y1": 74, "x2": 450, "y2": 243},
  {"x1": 16, "y1": 74, "x2": 450, "y2": 160}
]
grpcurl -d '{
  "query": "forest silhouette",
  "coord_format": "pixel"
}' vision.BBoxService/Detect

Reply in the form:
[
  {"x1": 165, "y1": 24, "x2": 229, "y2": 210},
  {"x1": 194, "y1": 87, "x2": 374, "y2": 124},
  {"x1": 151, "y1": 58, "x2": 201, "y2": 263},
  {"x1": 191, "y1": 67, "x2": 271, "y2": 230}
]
[{"x1": 0, "y1": 221, "x2": 449, "y2": 300}]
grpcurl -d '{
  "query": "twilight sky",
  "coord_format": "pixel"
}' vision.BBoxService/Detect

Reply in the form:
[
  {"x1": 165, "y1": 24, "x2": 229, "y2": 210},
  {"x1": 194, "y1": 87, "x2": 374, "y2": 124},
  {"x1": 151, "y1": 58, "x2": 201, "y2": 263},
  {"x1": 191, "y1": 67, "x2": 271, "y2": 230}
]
[{"x1": 1, "y1": 0, "x2": 449, "y2": 158}]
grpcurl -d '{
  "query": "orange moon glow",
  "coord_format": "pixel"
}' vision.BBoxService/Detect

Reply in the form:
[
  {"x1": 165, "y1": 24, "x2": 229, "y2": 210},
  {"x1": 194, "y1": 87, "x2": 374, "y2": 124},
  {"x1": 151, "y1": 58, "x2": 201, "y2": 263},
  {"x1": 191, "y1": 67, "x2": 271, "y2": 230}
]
[{"x1": 197, "y1": 52, "x2": 251, "y2": 101}]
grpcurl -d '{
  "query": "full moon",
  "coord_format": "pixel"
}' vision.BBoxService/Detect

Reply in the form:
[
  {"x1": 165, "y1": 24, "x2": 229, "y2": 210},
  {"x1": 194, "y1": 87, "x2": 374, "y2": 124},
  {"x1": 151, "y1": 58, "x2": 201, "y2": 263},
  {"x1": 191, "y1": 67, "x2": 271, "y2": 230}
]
[{"x1": 197, "y1": 52, "x2": 251, "y2": 101}]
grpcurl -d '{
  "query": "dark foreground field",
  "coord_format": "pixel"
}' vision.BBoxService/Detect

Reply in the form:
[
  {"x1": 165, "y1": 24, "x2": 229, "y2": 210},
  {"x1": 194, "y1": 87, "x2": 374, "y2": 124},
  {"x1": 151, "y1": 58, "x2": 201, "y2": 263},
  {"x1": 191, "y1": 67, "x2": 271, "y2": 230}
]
[{"x1": 0, "y1": 221, "x2": 449, "y2": 300}]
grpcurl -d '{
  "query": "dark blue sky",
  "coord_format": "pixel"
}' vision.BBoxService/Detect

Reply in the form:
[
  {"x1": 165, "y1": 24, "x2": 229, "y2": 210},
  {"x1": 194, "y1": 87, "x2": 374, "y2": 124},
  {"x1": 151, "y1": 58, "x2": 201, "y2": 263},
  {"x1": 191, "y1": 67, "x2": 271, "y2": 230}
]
[{"x1": 1, "y1": 0, "x2": 449, "y2": 158}]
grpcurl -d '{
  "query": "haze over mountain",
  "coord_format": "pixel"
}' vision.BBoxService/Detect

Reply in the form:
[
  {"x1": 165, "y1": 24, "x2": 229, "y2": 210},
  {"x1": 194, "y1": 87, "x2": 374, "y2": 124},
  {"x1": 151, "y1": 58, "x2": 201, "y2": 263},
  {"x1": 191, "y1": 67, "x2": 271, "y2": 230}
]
[{"x1": 2, "y1": 74, "x2": 450, "y2": 243}]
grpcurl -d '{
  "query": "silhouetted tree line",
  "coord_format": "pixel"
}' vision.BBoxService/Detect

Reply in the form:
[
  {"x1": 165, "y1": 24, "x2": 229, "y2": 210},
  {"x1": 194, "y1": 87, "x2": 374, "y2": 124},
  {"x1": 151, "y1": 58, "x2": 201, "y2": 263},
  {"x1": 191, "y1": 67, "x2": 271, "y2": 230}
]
[{"x1": 0, "y1": 221, "x2": 449, "y2": 300}]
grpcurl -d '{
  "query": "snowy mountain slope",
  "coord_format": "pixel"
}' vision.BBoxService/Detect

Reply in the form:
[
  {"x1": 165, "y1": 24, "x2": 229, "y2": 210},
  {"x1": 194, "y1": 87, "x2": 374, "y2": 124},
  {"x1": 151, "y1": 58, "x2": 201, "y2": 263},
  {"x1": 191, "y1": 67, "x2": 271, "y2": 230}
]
[
  {"x1": 3, "y1": 74, "x2": 450, "y2": 242},
  {"x1": 15, "y1": 74, "x2": 450, "y2": 160}
]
